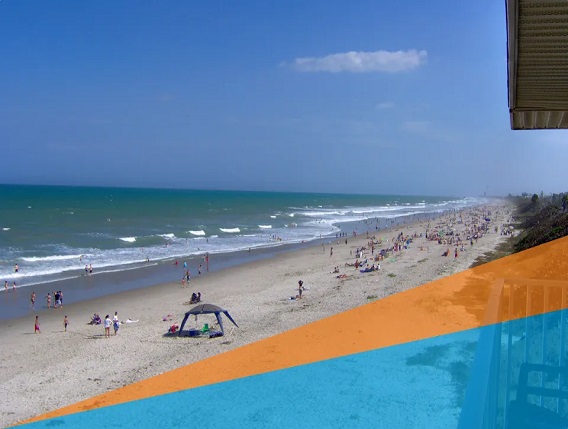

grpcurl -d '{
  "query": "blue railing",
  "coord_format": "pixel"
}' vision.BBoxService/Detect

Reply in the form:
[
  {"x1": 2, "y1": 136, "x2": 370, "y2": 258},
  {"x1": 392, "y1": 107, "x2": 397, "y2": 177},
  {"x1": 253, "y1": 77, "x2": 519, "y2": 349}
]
[{"x1": 458, "y1": 278, "x2": 568, "y2": 429}]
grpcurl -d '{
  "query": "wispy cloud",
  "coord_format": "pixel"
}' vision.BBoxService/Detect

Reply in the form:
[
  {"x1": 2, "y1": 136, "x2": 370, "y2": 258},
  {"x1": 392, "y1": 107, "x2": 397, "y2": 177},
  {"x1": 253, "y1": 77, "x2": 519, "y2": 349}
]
[
  {"x1": 376, "y1": 101, "x2": 395, "y2": 109},
  {"x1": 403, "y1": 120, "x2": 430, "y2": 133},
  {"x1": 286, "y1": 50, "x2": 427, "y2": 73}
]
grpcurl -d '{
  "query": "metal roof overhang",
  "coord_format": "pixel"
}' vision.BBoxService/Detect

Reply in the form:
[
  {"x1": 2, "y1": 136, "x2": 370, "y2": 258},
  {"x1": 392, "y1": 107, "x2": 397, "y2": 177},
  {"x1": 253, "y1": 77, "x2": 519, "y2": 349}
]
[{"x1": 506, "y1": 0, "x2": 568, "y2": 129}]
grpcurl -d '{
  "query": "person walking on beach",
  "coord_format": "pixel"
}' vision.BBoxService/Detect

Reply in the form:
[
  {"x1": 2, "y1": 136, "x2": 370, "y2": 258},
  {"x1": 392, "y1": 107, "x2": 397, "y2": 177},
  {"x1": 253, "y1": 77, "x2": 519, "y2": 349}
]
[
  {"x1": 30, "y1": 291, "x2": 36, "y2": 309},
  {"x1": 198, "y1": 264, "x2": 202, "y2": 275},
  {"x1": 46, "y1": 293, "x2": 51, "y2": 308},
  {"x1": 12, "y1": 282, "x2": 16, "y2": 290},
  {"x1": 113, "y1": 312, "x2": 120, "y2": 336},
  {"x1": 104, "y1": 315, "x2": 111, "y2": 338},
  {"x1": 85, "y1": 264, "x2": 88, "y2": 276},
  {"x1": 34, "y1": 316, "x2": 40, "y2": 333},
  {"x1": 89, "y1": 264, "x2": 93, "y2": 275},
  {"x1": 64, "y1": 315, "x2": 69, "y2": 332}
]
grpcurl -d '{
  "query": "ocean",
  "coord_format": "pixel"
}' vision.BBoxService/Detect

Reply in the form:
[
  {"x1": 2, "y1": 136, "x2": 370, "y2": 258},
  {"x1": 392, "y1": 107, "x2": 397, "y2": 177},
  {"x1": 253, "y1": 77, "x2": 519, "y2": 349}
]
[{"x1": 0, "y1": 184, "x2": 487, "y2": 293}]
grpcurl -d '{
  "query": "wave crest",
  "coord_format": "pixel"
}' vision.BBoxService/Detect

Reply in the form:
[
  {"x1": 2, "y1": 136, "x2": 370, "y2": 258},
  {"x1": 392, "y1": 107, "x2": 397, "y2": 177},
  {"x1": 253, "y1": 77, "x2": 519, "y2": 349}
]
[{"x1": 22, "y1": 254, "x2": 87, "y2": 262}]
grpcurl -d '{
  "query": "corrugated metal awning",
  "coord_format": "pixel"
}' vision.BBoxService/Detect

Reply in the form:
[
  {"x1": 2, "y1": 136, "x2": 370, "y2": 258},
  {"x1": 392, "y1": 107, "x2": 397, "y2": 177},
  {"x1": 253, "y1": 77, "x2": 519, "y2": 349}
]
[{"x1": 507, "y1": 0, "x2": 568, "y2": 129}]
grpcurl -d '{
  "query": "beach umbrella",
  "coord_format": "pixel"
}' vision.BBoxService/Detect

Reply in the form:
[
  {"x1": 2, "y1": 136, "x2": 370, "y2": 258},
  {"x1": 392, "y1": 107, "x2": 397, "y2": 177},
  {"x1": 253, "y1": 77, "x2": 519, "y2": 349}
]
[{"x1": 178, "y1": 303, "x2": 238, "y2": 336}]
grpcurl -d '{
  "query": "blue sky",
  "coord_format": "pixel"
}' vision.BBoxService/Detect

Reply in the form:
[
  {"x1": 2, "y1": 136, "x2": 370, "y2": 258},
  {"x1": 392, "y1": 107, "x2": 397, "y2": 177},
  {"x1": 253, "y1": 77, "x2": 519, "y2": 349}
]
[{"x1": 1, "y1": 0, "x2": 565, "y2": 197}]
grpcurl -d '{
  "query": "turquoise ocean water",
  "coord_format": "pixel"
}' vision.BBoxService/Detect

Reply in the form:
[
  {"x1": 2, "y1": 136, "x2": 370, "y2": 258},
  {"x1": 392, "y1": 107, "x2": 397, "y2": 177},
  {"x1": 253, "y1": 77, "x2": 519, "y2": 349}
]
[{"x1": 0, "y1": 184, "x2": 486, "y2": 291}]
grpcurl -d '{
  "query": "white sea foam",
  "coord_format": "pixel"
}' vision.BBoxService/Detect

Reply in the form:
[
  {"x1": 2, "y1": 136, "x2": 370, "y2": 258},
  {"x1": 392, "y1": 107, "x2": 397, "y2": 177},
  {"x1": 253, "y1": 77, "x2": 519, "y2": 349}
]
[
  {"x1": 119, "y1": 237, "x2": 137, "y2": 243},
  {"x1": 189, "y1": 230, "x2": 206, "y2": 236},
  {"x1": 210, "y1": 235, "x2": 219, "y2": 238},
  {"x1": 300, "y1": 210, "x2": 342, "y2": 217},
  {"x1": 258, "y1": 225, "x2": 272, "y2": 229},
  {"x1": 220, "y1": 228, "x2": 241, "y2": 233},
  {"x1": 159, "y1": 233, "x2": 176, "y2": 239},
  {"x1": 2, "y1": 228, "x2": 9, "y2": 231},
  {"x1": 21, "y1": 254, "x2": 88, "y2": 262},
  {"x1": 270, "y1": 215, "x2": 277, "y2": 219}
]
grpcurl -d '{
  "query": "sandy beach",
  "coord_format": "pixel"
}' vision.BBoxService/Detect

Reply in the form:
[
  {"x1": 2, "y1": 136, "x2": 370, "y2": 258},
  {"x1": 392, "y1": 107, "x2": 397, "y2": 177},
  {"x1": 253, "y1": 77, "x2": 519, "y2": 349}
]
[{"x1": 0, "y1": 200, "x2": 514, "y2": 428}]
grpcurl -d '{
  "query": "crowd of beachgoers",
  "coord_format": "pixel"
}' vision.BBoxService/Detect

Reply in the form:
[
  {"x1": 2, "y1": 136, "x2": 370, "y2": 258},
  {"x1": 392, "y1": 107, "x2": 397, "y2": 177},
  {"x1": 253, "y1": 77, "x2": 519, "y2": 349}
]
[{"x1": 0, "y1": 200, "x2": 515, "y2": 427}]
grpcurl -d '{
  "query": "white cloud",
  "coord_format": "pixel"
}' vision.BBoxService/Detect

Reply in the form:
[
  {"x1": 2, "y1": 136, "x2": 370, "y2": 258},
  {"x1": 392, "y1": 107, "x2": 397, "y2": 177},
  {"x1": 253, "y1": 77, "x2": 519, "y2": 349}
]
[{"x1": 288, "y1": 50, "x2": 427, "y2": 73}]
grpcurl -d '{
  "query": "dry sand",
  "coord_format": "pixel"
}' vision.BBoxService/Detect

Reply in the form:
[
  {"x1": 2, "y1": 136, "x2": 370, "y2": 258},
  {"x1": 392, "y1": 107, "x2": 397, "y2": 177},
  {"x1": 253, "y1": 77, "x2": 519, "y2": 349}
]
[{"x1": 0, "y1": 200, "x2": 515, "y2": 427}]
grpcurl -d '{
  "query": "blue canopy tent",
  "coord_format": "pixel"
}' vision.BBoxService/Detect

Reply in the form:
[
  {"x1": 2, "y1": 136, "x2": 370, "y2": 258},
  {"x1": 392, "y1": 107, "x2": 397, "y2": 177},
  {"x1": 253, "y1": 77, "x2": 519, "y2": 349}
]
[{"x1": 178, "y1": 303, "x2": 238, "y2": 337}]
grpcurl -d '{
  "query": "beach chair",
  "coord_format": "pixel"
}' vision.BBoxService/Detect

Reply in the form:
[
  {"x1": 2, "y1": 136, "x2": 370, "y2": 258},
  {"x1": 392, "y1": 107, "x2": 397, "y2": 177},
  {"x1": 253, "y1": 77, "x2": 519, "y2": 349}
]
[{"x1": 201, "y1": 323, "x2": 210, "y2": 334}]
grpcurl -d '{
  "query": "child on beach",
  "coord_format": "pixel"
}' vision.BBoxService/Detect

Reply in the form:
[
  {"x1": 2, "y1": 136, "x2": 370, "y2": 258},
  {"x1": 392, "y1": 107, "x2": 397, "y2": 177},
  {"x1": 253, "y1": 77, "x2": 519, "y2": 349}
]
[
  {"x1": 113, "y1": 312, "x2": 120, "y2": 335},
  {"x1": 64, "y1": 315, "x2": 69, "y2": 332},
  {"x1": 104, "y1": 315, "x2": 111, "y2": 338},
  {"x1": 34, "y1": 316, "x2": 40, "y2": 333}
]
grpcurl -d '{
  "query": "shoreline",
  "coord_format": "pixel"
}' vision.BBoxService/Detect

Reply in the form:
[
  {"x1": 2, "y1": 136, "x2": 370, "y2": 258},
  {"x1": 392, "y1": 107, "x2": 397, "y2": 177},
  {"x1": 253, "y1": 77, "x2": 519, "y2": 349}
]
[
  {"x1": 0, "y1": 209, "x2": 453, "y2": 321},
  {"x1": 0, "y1": 200, "x2": 513, "y2": 427}
]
